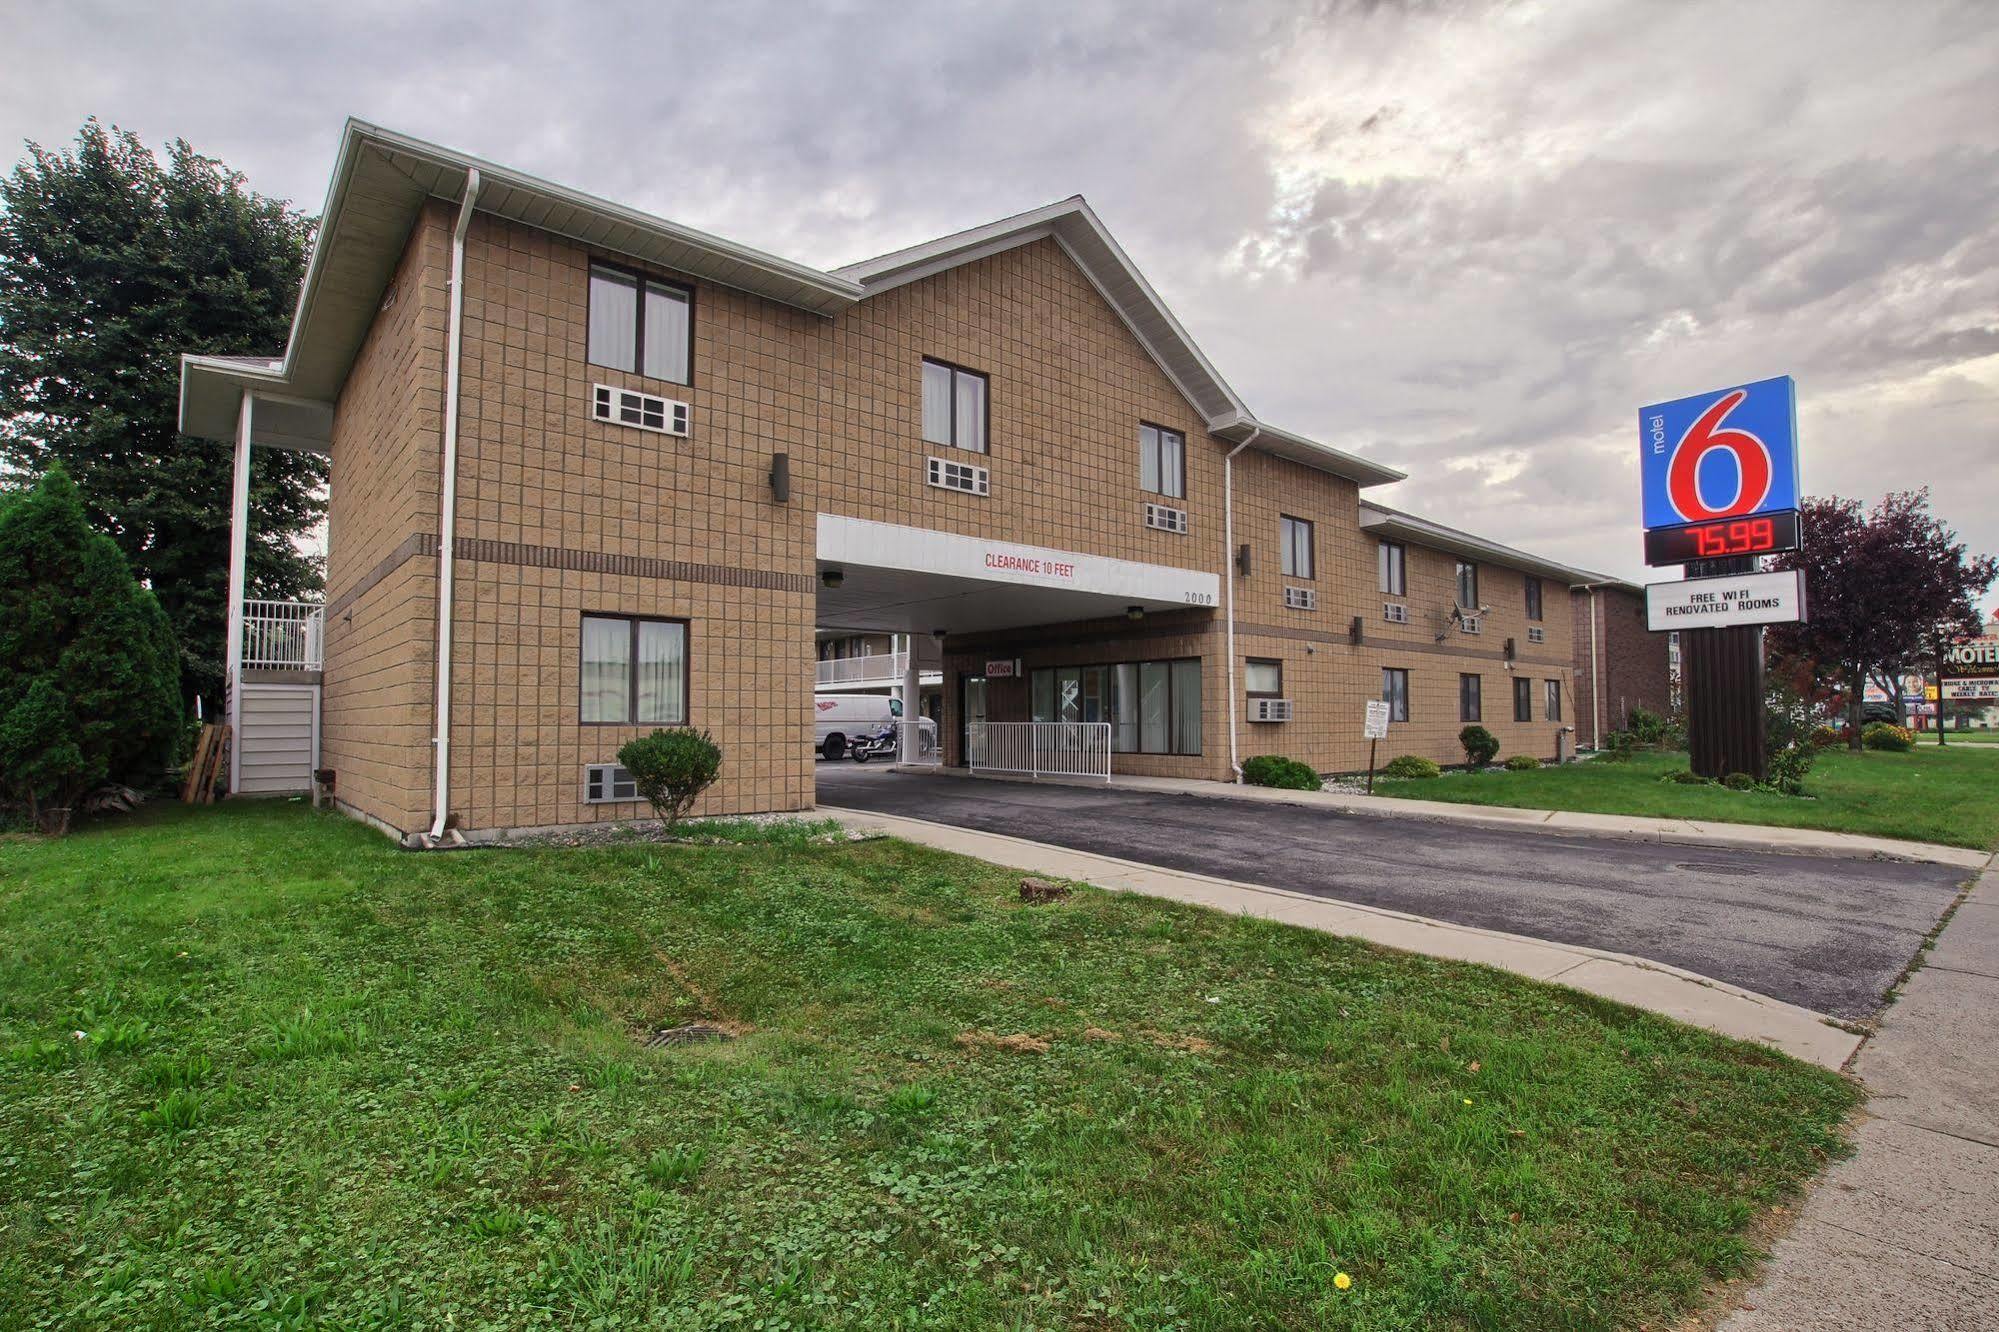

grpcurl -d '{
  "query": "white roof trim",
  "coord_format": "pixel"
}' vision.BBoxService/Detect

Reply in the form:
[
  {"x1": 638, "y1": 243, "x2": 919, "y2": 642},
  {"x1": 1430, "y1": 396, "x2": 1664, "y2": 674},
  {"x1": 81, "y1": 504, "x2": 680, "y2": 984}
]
[{"x1": 1360, "y1": 503, "x2": 1595, "y2": 584}]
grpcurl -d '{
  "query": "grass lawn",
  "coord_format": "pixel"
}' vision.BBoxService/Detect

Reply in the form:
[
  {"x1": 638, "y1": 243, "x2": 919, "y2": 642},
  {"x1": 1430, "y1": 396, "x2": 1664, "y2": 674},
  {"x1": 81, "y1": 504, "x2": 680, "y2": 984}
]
[
  {"x1": 0, "y1": 803, "x2": 1857, "y2": 1330},
  {"x1": 1373, "y1": 746, "x2": 1999, "y2": 849}
]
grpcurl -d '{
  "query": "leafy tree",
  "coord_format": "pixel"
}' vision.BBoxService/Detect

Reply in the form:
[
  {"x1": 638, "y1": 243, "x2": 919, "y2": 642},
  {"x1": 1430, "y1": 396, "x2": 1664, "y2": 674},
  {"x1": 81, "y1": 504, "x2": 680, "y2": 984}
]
[
  {"x1": 1768, "y1": 491, "x2": 1995, "y2": 750},
  {"x1": 0, "y1": 465, "x2": 182, "y2": 833},
  {"x1": 617, "y1": 729, "x2": 723, "y2": 831},
  {"x1": 0, "y1": 120, "x2": 320, "y2": 703}
]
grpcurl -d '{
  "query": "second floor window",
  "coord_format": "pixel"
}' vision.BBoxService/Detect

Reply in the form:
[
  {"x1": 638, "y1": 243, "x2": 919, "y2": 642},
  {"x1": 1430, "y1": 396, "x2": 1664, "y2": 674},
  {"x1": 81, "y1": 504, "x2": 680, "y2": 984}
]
[
  {"x1": 1455, "y1": 559, "x2": 1479, "y2": 609},
  {"x1": 1525, "y1": 575, "x2": 1544, "y2": 621},
  {"x1": 1281, "y1": 515, "x2": 1314, "y2": 579},
  {"x1": 1378, "y1": 540, "x2": 1406, "y2": 596},
  {"x1": 922, "y1": 358, "x2": 988, "y2": 453},
  {"x1": 1140, "y1": 423, "x2": 1185, "y2": 498},
  {"x1": 587, "y1": 263, "x2": 690, "y2": 384}
]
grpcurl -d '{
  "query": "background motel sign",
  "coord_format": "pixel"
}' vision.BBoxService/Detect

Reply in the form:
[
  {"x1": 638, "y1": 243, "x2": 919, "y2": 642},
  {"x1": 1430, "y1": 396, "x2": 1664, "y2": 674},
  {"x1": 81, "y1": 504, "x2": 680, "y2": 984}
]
[{"x1": 1639, "y1": 376, "x2": 1802, "y2": 566}]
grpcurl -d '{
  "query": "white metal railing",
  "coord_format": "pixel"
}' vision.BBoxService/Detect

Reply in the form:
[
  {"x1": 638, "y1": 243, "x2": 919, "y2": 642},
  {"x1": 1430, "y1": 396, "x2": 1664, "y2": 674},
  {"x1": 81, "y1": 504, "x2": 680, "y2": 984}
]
[
  {"x1": 816, "y1": 650, "x2": 910, "y2": 688},
  {"x1": 895, "y1": 720, "x2": 941, "y2": 767},
  {"x1": 967, "y1": 721, "x2": 1112, "y2": 782},
  {"x1": 242, "y1": 599, "x2": 324, "y2": 670}
]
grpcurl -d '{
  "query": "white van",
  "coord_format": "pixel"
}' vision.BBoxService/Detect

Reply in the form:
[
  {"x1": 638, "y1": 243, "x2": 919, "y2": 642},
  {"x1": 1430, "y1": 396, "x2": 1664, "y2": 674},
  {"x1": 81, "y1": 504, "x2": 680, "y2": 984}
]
[{"x1": 813, "y1": 694, "x2": 936, "y2": 760}]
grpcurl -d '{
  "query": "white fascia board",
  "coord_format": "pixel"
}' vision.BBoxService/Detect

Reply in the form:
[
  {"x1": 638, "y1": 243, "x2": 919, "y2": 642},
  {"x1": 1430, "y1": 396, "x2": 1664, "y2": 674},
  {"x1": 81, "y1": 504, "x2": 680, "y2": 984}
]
[
  {"x1": 1213, "y1": 415, "x2": 1407, "y2": 488},
  {"x1": 1359, "y1": 504, "x2": 1593, "y2": 583},
  {"x1": 817, "y1": 513, "x2": 1220, "y2": 606}
]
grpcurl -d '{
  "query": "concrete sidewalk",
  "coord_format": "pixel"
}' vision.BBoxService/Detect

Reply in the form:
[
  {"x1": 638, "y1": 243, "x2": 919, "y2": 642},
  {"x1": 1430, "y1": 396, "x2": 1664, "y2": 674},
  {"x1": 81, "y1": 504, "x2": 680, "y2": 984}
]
[
  {"x1": 1100, "y1": 772, "x2": 1989, "y2": 869},
  {"x1": 1719, "y1": 863, "x2": 1999, "y2": 1330},
  {"x1": 822, "y1": 805, "x2": 1864, "y2": 1070}
]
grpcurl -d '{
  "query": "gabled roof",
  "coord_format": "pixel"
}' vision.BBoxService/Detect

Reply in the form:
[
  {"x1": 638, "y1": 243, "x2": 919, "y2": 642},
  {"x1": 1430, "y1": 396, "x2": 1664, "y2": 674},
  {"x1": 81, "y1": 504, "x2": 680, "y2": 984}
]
[
  {"x1": 1359, "y1": 502, "x2": 1601, "y2": 586},
  {"x1": 178, "y1": 119, "x2": 1404, "y2": 487}
]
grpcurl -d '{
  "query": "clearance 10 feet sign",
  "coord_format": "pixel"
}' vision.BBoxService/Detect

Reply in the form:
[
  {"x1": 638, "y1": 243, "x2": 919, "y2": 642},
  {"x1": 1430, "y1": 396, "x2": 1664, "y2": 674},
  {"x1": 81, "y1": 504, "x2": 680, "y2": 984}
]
[{"x1": 1638, "y1": 376, "x2": 1802, "y2": 567}]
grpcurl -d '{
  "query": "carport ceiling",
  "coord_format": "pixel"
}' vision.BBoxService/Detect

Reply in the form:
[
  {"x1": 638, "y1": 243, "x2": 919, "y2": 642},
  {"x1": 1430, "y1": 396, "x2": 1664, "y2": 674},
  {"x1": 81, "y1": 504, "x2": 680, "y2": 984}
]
[{"x1": 815, "y1": 563, "x2": 1198, "y2": 636}]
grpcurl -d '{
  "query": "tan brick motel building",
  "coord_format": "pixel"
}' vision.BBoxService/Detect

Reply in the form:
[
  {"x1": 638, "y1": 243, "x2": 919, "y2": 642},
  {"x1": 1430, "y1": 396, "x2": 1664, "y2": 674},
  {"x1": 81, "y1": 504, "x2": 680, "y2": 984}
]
[{"x1": 183, "y1": 120, "x2": 1657, "y2": 844}]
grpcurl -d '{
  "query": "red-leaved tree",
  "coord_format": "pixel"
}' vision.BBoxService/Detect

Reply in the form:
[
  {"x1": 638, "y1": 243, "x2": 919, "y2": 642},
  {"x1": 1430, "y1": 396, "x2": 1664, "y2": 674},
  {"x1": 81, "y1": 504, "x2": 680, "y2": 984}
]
[{"x1": 1769, "y1": 491, "x2": 1996, "y2": 749}]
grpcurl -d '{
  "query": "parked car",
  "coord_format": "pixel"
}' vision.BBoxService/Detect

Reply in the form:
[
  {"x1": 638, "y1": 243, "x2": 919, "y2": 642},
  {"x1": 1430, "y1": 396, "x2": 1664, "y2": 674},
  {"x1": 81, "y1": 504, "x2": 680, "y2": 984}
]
[{"x1": 813, "y1": 694, "x2": 935, "y2": 760}]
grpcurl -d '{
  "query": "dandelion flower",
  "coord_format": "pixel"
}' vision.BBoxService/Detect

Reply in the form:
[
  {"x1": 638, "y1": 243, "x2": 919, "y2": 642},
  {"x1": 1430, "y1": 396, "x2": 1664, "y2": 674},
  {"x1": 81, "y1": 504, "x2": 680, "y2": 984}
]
[
  {"x1": 1464, "y1": 1097, "x2": 1474, "y2": 1105},
  {"x1": 1335, "y1": 1272, "x2": 1352, "y2": 1291}
]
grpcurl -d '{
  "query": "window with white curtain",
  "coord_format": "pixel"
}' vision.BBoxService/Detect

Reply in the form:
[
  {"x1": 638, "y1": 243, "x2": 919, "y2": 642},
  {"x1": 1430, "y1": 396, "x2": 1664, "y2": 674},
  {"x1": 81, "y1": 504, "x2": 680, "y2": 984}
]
[
  {"x1": 580, "y1": 614, "x2": 688, "y2": 725},
  {"x1": 587, "y1": 263, "x2": 691, "y2": 384},
  {"x1": 1378, "y1": 540, "x2": 1406, "y2": 596},
  {"x1": 1281, "y1": 515, "x2": 1314, "y2": 579},
  {"x1": 1381, "y1": 667, "x2": 1410, "y2": 723},
  {"x1": 1140, "y1": 423, "x2": 1185, "y2": 499},
  {"x1": 921, "y1": 357, "x2": 987, "y2": 452}
]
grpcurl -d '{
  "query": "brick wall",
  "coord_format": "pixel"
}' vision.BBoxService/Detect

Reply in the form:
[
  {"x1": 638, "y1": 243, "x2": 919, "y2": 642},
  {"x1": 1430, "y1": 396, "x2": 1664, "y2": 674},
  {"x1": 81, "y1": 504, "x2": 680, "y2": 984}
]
[
  {"x1": 320, "y1": 201, "x2": 451, "y2": 835},
  {"x1": 1571, "y1": 586, "x2": 1671, "y2": 747}
]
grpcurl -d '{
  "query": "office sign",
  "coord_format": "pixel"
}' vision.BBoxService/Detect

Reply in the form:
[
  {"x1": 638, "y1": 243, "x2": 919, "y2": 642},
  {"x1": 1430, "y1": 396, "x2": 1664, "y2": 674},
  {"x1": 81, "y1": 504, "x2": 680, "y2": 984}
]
[
  {"x1": 1646, "y1": 569, "x2": 1806, "y2": 631},
  {"x1": 984, "y1": 658, "x2": 1021, "y2": 679},
  {"x1": 1639, "y1": 376, "x2": 1801, "y2": 567},
  {"x1": 1363, "y1": 699, "x2": 1391, "y2": 739}
]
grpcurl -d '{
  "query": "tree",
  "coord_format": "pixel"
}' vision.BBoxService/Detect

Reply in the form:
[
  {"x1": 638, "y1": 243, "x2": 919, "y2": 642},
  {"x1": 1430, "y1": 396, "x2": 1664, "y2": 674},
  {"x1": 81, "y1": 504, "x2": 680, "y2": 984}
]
[
  {"x1": 0, "y1": 120, "x2": 321, "y2": 704},
  {"x1": 1768, "y1": 491, "x2": 1996, "y2": 750},
  {"x1": 617, "y1": 729, "x2": 723, "y2": 831},
  {"x1": 0, "y1": 465, "x2": 182, "y2": 833}
]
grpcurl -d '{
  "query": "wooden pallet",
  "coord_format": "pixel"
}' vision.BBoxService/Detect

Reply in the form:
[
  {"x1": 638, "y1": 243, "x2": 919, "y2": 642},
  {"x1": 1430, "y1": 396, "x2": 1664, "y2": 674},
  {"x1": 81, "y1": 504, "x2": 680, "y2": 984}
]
[{"x1": 180, "y1": 723, "x2": 230, "y2": 804}]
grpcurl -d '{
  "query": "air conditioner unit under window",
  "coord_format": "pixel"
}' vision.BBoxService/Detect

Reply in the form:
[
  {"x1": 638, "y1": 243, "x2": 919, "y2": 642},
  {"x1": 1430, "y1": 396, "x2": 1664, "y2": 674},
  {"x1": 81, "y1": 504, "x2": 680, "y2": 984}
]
[
  {"x1": 1383, "y1": 602, "x2": 1409, "y2": 623},
  {"x1": 926, "y1": 455, "x2": 990, "y2": 496},
  {"x1": 583, "y1": 763, "x2": 638, "y2": 803},
  {"x1": 1284, "y1": 586, "x2": 1317, "y2": 611},
  {"x1": 1144, "y1": 502, "x2": 1188, "y2": 534},
  {"x1": 1459, "y1": 614, "x2": 1483, "y2": 635},
  {"x1": 1527, "y1": 626, "x2": 1545, "y2": 644},
  {"x1": 1249, "y1": 697, "x2": 1294, "y2": 722},
  {"x1": 591, "y1": 383, "x2": 689, "y2": 436}
]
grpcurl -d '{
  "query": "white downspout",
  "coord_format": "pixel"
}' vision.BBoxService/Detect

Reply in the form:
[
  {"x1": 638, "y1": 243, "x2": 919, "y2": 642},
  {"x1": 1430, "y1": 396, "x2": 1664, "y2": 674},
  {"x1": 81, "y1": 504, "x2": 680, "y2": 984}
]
[
  {"x1": 1222, "y1": 426, "x2": 1261, "y2": 781},
  {"x1": 1572, "y1": 581, "x2": 1607, "y2": 749},
  {"x1": 428, "y1": 168, "x2": 481, "y2": 840},
  {"x1": 225, "y1": 393, "x2": 253, "y2": 795}
]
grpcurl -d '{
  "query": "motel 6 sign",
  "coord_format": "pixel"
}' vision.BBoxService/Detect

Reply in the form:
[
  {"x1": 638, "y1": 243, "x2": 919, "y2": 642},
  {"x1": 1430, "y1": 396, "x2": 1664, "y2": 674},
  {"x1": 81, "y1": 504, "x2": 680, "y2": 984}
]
[{"x1": 1638, "y1": 376, "x2": 1802, "y2": 567}]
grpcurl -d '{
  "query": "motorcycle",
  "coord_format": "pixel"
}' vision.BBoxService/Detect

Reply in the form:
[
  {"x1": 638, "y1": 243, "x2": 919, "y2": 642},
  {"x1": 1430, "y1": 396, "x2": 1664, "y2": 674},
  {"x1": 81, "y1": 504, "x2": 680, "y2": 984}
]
[{"x1": 849, "y1": 723, "x2": 900, "y2": 764}]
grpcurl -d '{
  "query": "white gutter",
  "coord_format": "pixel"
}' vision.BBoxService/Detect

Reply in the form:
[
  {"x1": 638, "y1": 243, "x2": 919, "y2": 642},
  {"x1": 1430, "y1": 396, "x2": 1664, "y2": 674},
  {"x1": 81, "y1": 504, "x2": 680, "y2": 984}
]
[
  {"x1": 428, "y1": 168, "x2": 480, "y2": 841},
  {"x1": 1222, "y1": 426, "x2": 1261, "y2": 781},
  {"x1": 1571, "y1": 580, "x2": 1612, "y2": 748}
]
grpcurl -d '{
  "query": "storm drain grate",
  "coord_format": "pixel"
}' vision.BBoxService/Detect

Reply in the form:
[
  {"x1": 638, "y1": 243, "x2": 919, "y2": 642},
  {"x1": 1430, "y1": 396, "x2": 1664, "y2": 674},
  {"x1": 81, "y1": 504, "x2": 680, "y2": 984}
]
[
  {"x1": 642, "y1": 1022, "x2": 734, "y2": 1049},
  {"x1": 1674, "y1": 861, "x2": 1761, "y2": 878}
]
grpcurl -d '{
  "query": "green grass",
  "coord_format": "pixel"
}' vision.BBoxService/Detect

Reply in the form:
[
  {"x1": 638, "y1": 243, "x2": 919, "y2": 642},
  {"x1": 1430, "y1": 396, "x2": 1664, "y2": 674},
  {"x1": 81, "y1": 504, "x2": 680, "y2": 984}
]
[
  {"x1": 0, "y1": 803, "x2": 1859, "y2": 1329},
  {"x1": 1374, "y1": 746, "x2": 1999, "y2": 848}
]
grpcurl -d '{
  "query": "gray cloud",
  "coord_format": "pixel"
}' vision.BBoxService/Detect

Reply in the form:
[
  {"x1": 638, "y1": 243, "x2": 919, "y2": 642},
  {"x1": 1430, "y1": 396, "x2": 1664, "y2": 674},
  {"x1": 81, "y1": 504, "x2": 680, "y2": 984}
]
[{"x1": 2, "y1": 0, "x2": 1994, "y2": 602}]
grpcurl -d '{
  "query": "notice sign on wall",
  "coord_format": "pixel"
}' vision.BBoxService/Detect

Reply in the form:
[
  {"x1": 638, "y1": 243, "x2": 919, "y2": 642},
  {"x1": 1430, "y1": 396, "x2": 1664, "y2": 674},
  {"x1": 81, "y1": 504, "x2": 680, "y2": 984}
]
[{"x1": 1646, "y1": 569, "x2": 1806, "y2": 631}]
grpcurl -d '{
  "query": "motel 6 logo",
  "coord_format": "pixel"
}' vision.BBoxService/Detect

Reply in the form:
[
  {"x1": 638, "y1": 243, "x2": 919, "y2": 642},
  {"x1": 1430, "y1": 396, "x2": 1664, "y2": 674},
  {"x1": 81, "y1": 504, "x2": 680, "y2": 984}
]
[{"x1": 1638, "y1": 376, "x2": 1801, "y2": 530}]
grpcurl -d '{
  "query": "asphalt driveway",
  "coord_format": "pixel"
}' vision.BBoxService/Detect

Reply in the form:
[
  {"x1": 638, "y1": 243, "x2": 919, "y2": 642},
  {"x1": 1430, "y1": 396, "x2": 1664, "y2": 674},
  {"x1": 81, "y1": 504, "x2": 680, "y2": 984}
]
[{"x1": 816, "y1": 766, "x2": 1971, "y2": 1020}]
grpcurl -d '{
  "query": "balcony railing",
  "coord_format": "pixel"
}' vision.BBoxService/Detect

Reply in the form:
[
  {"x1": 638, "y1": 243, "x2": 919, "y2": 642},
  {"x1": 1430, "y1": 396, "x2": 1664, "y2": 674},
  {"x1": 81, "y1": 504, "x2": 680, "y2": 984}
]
[
  {"x1": 243, "y1": 599, "x2": 324, "y2": 670},
  {"x1": 816, "y1": 650, "x2": 909, "y2": 688}
]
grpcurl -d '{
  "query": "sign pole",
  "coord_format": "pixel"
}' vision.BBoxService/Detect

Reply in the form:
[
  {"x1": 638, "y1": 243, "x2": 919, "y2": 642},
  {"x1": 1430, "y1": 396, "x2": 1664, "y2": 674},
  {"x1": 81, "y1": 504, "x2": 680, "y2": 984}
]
[
  {"x1": 1367, "y1": 737, "x2": 1377, "y2": 795},
  {"x1": 1682, "y1": 555, "x2": 1768, "y2": 780}
]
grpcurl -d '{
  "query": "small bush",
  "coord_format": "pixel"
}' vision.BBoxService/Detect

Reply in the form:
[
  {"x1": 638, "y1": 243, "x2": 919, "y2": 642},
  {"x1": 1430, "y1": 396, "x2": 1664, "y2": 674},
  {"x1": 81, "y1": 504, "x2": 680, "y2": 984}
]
[
  {"x1": 1458, "y1": 725, "x2": 1499, "y2": 768},
  {"x1": 1503, "y1": 754, "x2": 1542, "y2": 772},
  {"x1": 1660, "y1": 769, "x2": 1713, "y2": 786},
  {"x1": 1862, "y1": 722, "x2": 1914, "y2": 752},
  {"x1": 1627, "y1": 707, "x2": 1669, "y2": 745},
  {"x1": 1767, "y1": 744, "x2": 1816, "y2": 796},
  {"x1": 1809, "y1": 725, "x2": 1842, "y2": 750},
  {"x1": 618, "y1": 728, "x2": 723, "y2": 829},
  {"x1": 1596, "y1": 729, "x2": 1637, "y2": 760},
  {"x1": 1382, "y1": 754, "x2": 1441, "y2": 780},
  {"x1": 1241, "y1": 755, "x2": 1320, "y2": 790},
  {"x1": 1722, "y1": 772, "x2": 1755, "y2": 791}
]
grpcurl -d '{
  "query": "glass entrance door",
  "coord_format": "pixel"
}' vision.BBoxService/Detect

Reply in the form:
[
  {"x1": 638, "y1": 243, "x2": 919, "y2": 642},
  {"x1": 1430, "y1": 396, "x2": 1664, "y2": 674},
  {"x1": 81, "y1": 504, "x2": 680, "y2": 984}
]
[{"x1": 960, "y1": 675, "x2": 987, "y2": 767}]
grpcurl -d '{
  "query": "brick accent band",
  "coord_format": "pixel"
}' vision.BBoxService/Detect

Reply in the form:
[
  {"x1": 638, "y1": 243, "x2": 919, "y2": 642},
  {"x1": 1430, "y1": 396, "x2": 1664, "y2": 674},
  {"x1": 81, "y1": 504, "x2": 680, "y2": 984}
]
[
  {"x1": 327, "y1": 532, "x2": 438, "y2": 621},
  {"x1": 455, "y1": 537, "x2": 814, "y2": 594}
]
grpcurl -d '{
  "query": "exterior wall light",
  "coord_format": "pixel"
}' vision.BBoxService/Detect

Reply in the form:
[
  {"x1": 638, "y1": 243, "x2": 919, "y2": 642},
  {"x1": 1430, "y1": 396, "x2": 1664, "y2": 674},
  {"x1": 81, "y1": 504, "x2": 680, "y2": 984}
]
[
  {"x1": 1126, "y1": 605, "x2": 1145, "y2": 622},
  {"x1": 821, "y1": 568, "x2": 844, "y2": 589}
]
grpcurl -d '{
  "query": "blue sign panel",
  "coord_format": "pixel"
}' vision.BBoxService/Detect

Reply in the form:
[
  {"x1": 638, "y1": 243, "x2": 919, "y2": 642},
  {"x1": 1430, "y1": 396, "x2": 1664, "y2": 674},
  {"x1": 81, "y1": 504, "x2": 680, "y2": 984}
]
[{"x1": 1638, "y1": 376, "x2": 1800, "y2": 531}]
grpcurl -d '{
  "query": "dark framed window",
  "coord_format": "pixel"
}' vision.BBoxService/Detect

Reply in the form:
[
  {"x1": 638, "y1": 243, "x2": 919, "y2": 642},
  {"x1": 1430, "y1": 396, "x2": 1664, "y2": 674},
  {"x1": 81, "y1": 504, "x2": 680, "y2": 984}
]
[
  {"x1": 1459, "y1": 673, "x2": 1482, "y2": 723},
  {"x1": 1139, "y1": 422, "x2": 1185, "y2": 499},
  {"x1": 1524, "y1": 575, "x2": 1544, "y2": 621},
  {"x1": 580, "y1": 613, "x2": 689, "y2": 725},
  {"x1": 1381, "y1": 667, "x2": 1410, "y2": 723},
  {"x1": 1455, "y1": 559, "x2": 1479, "y2": 609},
  {"x1": 921, "y1": 357, "x2": 988, "y2": 453},
  {"x1": 1544, "y1": 679, "x2": 1562, "y2": 722},
  {"x1": 587, "y1": 262, "x2": 692, "y2": 384},
  {"x1": 1281, "y1": 515, "x2": 1314, "y2": 579},
  {"x1": 1378, "y1": 540, "x2": 1406, "y2": 596},
  {"x1": 1514, "y1": 676, "x2": 1533, "y2": 722},
  {"x1": 1244, "y1": 659, "x2": 1283, "y2": 697},
  {"x1": 1030, "y1": 658, "x2": 1201, "y2": 755}
]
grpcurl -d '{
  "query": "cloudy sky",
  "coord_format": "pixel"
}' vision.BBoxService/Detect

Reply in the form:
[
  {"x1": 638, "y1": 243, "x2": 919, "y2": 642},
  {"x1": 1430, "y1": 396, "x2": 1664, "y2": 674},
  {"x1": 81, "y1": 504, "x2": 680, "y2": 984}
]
[{"x1": 4, "y1": 0, "x2": 1995, "y2": 597}]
